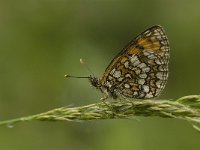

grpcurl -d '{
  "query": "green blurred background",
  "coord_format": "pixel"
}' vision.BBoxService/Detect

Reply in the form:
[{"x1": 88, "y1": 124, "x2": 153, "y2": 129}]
[{"x1": 0, "y1": 0, "x2": 200, "y2": 150}]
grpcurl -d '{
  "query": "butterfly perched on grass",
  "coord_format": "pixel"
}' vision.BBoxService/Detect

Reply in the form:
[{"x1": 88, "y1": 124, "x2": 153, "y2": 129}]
[{"x1": 66, "y1": 25, "x2": 170, "y2": 100}]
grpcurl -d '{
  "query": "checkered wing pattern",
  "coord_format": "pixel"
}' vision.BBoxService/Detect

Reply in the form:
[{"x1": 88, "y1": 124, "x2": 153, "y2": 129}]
[{"x1": 99, "y1": 25, "x2": 169, "y2": 99}]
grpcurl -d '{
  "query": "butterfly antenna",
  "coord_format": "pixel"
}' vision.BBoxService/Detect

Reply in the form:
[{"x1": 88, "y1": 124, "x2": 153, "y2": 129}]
[
  {"x1": 64, "y1": 74, "x2": 90, "y2": 79},
  {"x1": 80, "y1": 58, "x2": 95, "y2": 77}
]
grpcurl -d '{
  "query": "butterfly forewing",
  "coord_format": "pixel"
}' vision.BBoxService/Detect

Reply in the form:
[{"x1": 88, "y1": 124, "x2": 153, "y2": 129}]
[{"x1": 99, "y1": 25, "x2": 169, "y2": 99}]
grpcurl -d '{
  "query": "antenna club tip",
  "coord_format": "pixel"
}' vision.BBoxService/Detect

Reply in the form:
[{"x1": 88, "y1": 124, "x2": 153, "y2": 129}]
[
  {"x1": 80, "y1": 58, "x2": 84, "y2": 64},
  {"x1": 64, "y1": 74, "x2": 69, "y2": 78}
]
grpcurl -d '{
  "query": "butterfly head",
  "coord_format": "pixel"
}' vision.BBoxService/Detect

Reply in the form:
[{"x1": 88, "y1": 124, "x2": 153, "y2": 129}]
[
  {"x1": 88, "y1": 76, "x2": 101, "y2": 89},
  {"x1": 65, "y1": 74, "x2": 101, "y2": 89}
]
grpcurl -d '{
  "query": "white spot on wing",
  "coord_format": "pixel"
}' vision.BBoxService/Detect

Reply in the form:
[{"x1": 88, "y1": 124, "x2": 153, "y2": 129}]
[
  {"x1": 159, "y1": 65, "x2": 167, "y2": 71},
  {"x1": 157, "y1": 35, "x2": 162, "y2": 39},
  {"x1": 135, "y1": 69, "x2": 141, "y2": 75},
  {"x1": 156, "y1": 80, "x2": 162, "y2": 88},
  {"x1": 137, "y1": 63, "x2": 146, "y2": 69},
  {"x1": 108, "y1": 76, "x2": 113, "y2": 80},
  {"x1": 145, "y1": 30, "x2": 151, "y2": 36},
  {"x1": 139, "y1": 92, "x2": 145, "y2": 97},
  {"x1": 130, "y1": 56, "x2": 141, "y2": 67},
  {"x1": 145, "y1": 92, "x2": 154, "y2": 98},
  {"x1": 147, "y1": 54, "x2": 157, "y2": 59},
  {"x1": 130, "y1": 55, "x2": 138, "y2": 63},
  {"x1": 106, "y1": 81, "x2": 112, "y2": 88},
  {"x1": 143, "y1": 51, "x2": 150, "y2": 56},
  {"x1": 110, "y1": 68, "x2": 116, "y2": 75},
  {"x1": 154, "y1": 31, "x2": 160, "y2": 36},
  {"x1": 113, "y1": 70, "x2": 121, "y2": 78},
  {"x1": 118, "y1": 77, "x2": 123, "y2": 81},
  {"x1": 125, "y1": 74, "x2": 131, "y2": 78},
  {"x1": 138, "y1": 79, "x2": 145, "y2": 85},
  {"x1": 155, "y1": 59, "x2": 162, "y2": 64},
  {"x1": 156, "y1": 72, "x2": 164, "y2": 79},
  {"x1": 142, "y1": 67, "x2": 150, "y2": 72},
  {"x1": 139, "y1": 73, "x2": 147, "y2": 78},
  {"x1": 133, "y1": 91, "x2": 138, "y2": 95},
  {"x1": 124, "y1": 84, "x2": 130, "y2": 88},
  {"x1": 124, "y1": 61, "x2": 129, "y2": 68},
  {"x1": 143, "y1": 85, "x2": 149, "y2": 92},
  {"x1": 133, "y1": 60, "x2": 140, "y2": 66}
]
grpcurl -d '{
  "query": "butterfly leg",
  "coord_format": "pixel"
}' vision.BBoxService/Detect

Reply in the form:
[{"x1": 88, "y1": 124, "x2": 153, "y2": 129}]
[
  {"x1": 99, "y1": 94, "x2": 118, "y2": 118},
  {"x1": 100, "y1": 95, "x2": 108, "y2": 101},
  {"x1": 100, "y1": 94, "x2": 112, "y2": 111}
]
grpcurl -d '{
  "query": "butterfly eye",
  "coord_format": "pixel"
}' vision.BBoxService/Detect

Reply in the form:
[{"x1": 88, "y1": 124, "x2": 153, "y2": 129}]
[{"x1": 89, "y1": 77, "x2": 100, "y2": 88}]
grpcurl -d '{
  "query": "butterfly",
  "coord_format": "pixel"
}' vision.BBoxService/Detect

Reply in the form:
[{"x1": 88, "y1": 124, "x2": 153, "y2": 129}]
[{"x1": 66, "y1": 25, "x2": 170, "y2": 100}]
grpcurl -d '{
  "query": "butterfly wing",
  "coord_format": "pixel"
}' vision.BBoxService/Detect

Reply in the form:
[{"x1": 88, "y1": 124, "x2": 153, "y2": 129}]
[{"x1": 99, "y1": 25, "x2": 170, "y2": 99}]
